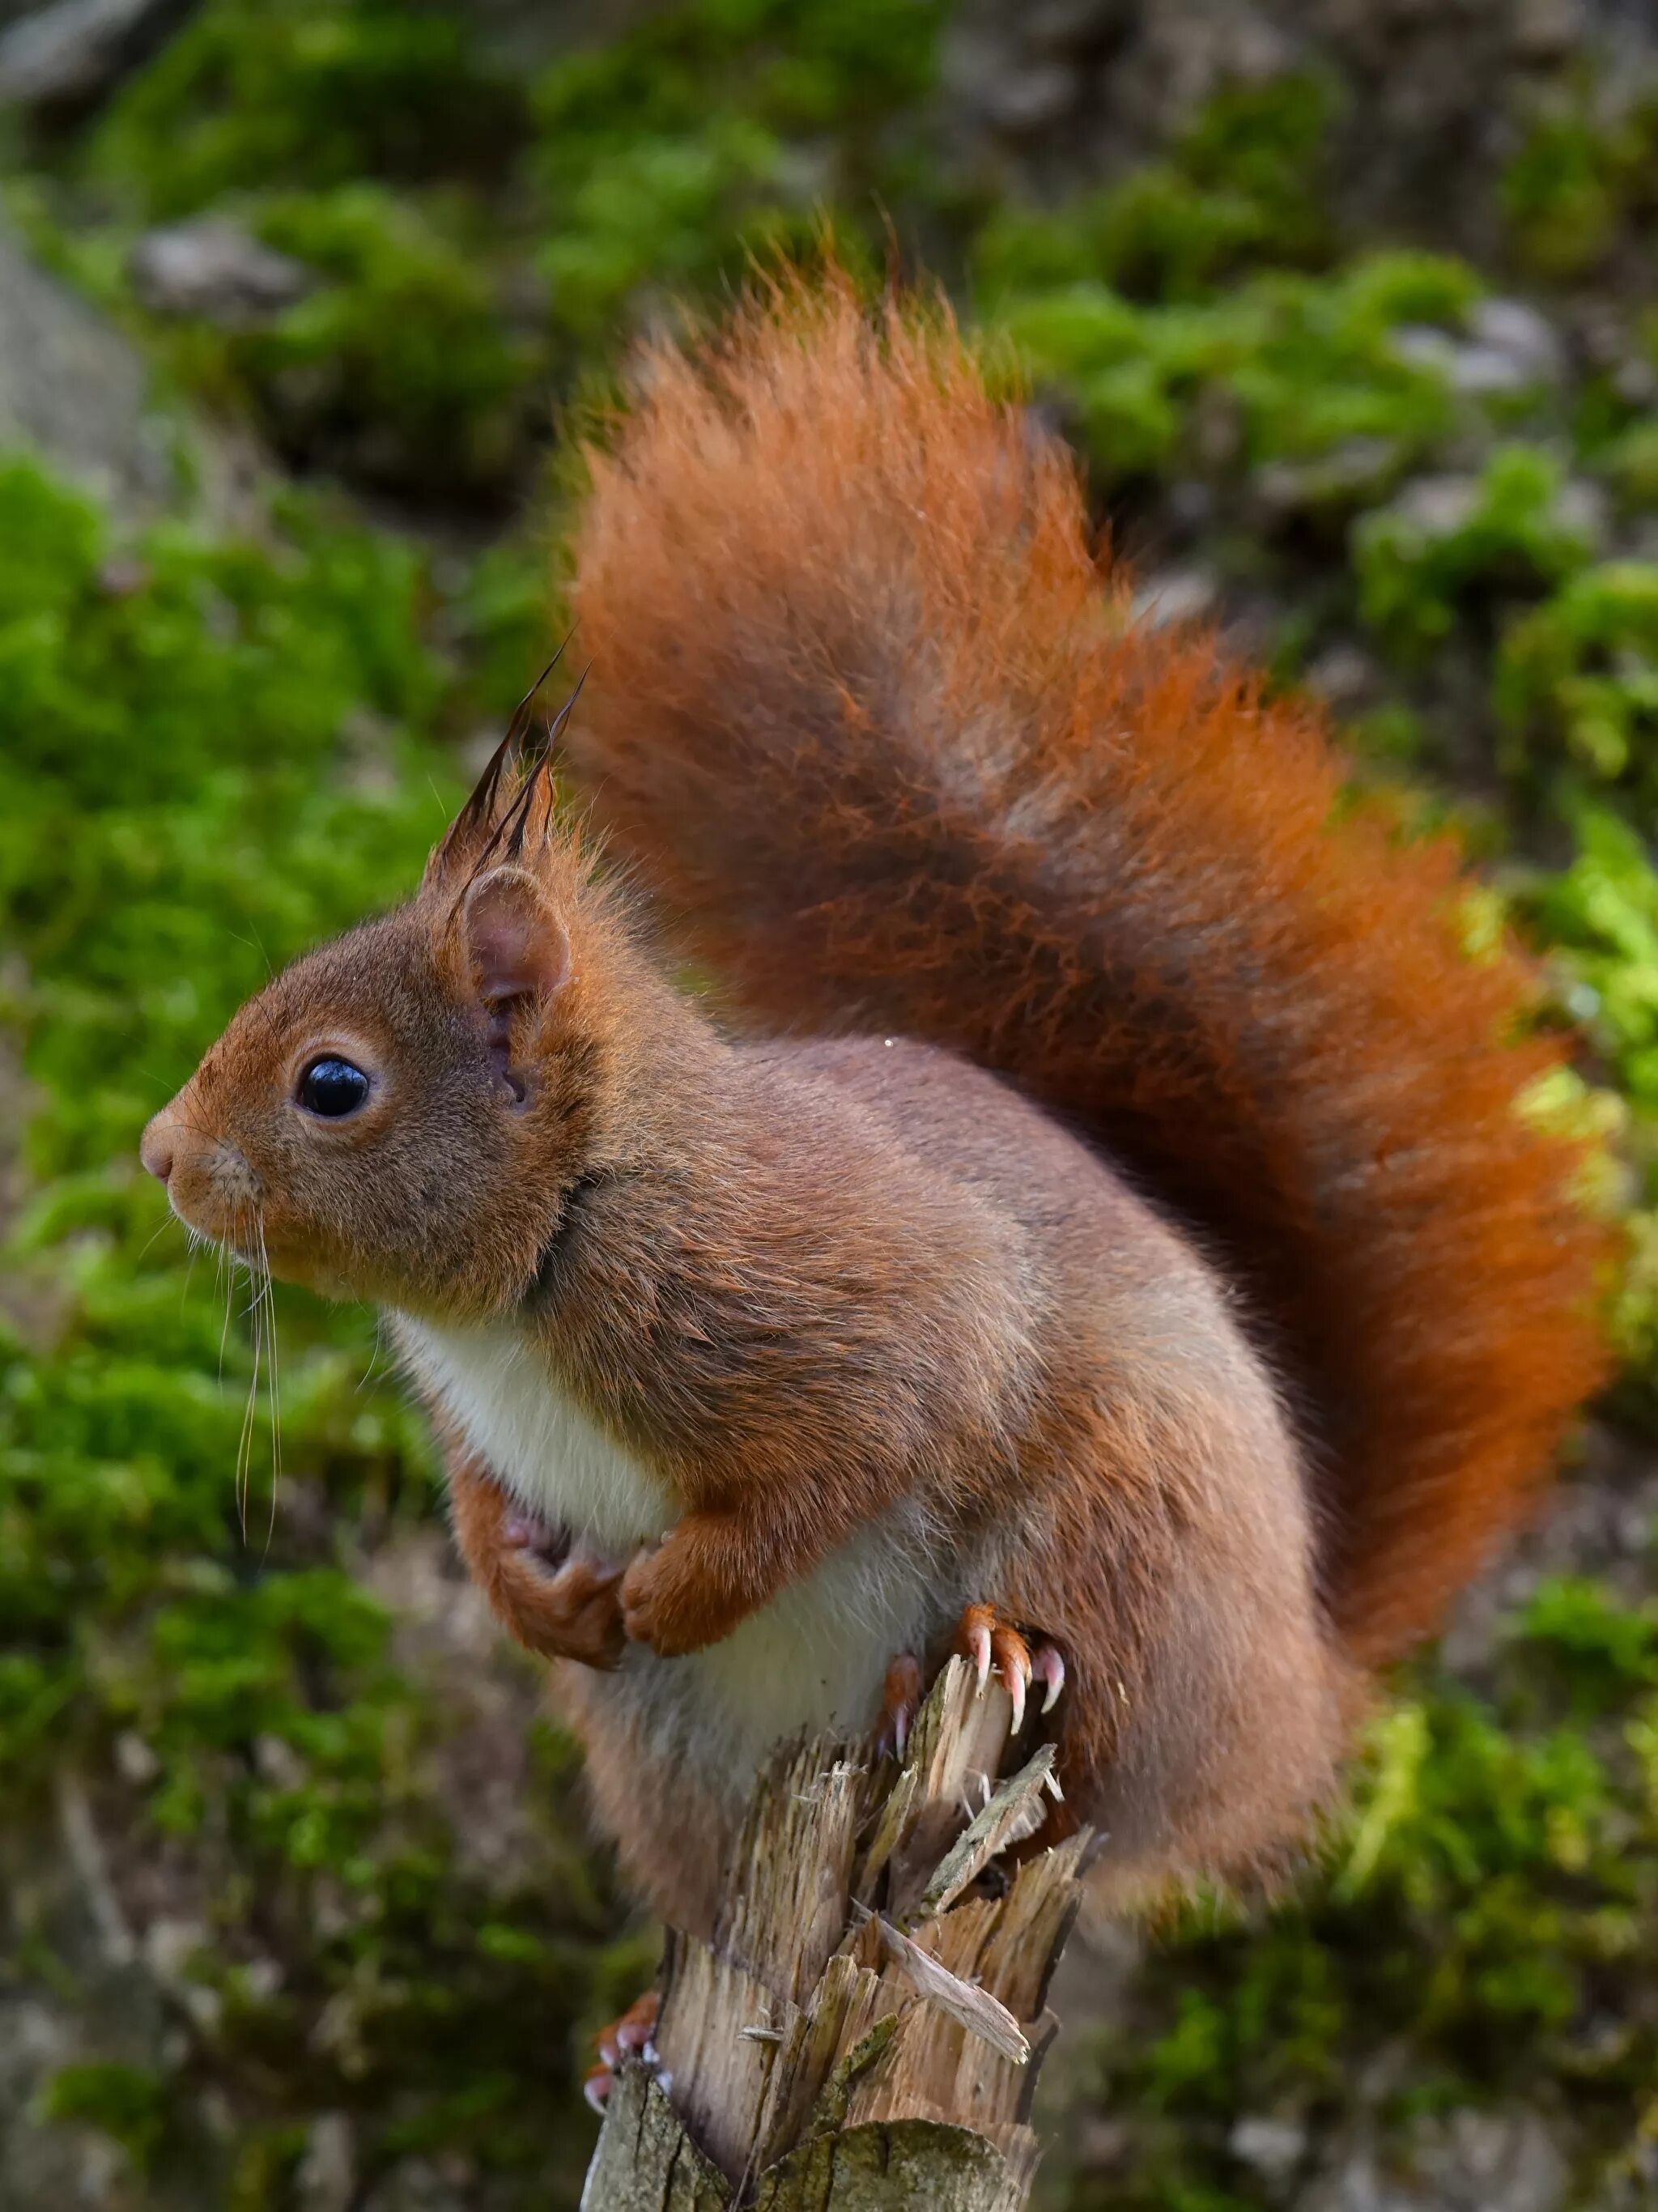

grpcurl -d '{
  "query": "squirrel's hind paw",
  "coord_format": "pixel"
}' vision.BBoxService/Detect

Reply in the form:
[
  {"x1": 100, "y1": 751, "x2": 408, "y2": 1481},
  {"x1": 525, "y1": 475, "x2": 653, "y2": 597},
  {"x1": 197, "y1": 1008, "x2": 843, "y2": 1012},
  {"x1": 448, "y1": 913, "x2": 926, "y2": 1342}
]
[
  {"x1": 583, "y1": 1989, "x2": 664, "y2": 2114},
  {"x1": 955, "y1": 1603, "x2": 1065, "y2": 1736},
  {"x1": 874, "y1": 1651, "x2": 924, "y2": 1762},
  {"x1": 873, "y1": 1610, "x2": 1066, "y2": 1763}
]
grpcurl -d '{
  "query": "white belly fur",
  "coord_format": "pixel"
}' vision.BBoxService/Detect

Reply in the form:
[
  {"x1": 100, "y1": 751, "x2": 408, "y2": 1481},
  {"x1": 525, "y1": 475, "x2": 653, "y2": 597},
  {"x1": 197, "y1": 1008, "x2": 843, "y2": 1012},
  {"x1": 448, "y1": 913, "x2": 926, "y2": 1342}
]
[{"x1": 393, "y1": 1313, "x2": 948, "y2": 1775}]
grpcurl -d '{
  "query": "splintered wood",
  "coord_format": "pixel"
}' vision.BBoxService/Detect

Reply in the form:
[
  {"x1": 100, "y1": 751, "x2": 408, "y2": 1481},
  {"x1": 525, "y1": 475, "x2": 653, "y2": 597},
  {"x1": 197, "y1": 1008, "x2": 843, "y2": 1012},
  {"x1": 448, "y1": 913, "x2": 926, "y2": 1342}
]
[{"x1": 580, "y1": 1658, "x2": 1090, "y2": 2212}]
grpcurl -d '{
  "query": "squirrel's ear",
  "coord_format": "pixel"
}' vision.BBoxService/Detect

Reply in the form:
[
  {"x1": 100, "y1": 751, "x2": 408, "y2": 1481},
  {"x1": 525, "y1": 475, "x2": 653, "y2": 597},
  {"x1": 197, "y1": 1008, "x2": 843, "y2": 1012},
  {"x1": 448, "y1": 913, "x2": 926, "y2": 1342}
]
[{"x1": 460, "y1": 866, "x2": 572, "y2": 1008}]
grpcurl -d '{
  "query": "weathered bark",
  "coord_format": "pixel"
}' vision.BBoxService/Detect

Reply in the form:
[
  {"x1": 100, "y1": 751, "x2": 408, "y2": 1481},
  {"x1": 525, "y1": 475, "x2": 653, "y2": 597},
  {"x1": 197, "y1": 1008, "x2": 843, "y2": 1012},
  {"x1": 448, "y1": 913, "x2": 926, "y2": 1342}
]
[{"x1": 581, "y1": 1659, "x2": 1089, "y2": 2211}]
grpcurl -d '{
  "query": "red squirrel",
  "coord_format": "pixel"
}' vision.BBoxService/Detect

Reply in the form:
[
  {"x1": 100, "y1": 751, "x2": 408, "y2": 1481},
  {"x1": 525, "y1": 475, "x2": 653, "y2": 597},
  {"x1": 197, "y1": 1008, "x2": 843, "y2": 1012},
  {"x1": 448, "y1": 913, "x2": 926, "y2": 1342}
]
[{"x1": 142, "y1": 274, "x2": 1610, "y2": 1951}]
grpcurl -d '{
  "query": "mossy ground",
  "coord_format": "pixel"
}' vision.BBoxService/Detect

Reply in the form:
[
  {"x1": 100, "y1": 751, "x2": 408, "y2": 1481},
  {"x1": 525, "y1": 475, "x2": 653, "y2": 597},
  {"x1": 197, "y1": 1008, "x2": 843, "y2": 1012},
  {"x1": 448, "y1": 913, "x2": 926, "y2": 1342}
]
[{"x1": 3, "y1": 3, "x2": 1657, "y2": 2206}]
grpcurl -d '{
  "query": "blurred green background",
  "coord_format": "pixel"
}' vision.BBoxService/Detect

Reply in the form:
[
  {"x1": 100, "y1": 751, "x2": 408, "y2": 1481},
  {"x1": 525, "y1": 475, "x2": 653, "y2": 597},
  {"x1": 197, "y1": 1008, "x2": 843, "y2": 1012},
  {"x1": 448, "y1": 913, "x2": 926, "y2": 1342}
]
[{"x1": 2, "y1": 2, "x2": 1657, "y2": 2206}]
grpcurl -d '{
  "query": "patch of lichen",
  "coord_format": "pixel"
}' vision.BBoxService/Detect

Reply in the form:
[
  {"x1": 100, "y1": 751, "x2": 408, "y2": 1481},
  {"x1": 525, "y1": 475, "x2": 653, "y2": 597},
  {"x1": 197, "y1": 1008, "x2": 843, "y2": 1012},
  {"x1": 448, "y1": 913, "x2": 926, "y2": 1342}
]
[{"x1": 4, "y1": 3, "x2": 1658, "y2": 2205}]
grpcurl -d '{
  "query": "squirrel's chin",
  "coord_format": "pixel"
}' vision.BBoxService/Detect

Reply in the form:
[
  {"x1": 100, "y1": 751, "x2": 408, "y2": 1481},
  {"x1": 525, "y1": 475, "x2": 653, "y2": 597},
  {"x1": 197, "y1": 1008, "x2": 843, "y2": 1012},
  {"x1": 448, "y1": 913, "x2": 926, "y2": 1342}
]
[
  {"x1": 210, "y1": 1227, "x2": 364, "y2": 1304},
  {"x1": 262, "y1": 1244, "x2": 369, "y2": 1303}
]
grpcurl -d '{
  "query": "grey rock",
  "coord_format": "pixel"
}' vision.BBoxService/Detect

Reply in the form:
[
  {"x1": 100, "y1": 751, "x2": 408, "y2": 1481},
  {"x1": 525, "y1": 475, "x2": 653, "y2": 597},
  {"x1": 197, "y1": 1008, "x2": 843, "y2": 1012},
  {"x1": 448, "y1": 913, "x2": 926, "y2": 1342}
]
[
  {"x1": 1298, "y1": 2142, "x2": 1415, "y2": 2212},
  {"x1": 1379, "y1": 465, "x2": 1605, "y2": 558},
  {"x1": 1469, "y1": 298, "x2": 1569, "y2": 385},
  {"x1": 0, "y1": 214, "x2": 173, "y2": 511},
  {"x1": 0, "y1": 0, "x2": 193, "y2": 109},
  {"x1": 1553, "y1": 474, "x2": 1610, "y2": 548},
  {"x1": 111, "y1": 1731, "x2": 159, "y2": 1787},
  {"x1": 1232, "y1": 2115, "x2": 1309, "y2": 2183},
  {"x1": 1298, "y1": 2108, "x2": 1571, "y2": 2212},
  {"x1": 1254, "y1": 437, "x2": 1402, "y2": 515},
  {"x1": 296, "y1": 2114, "x2": 356, "y2": 2212},
  {"x1": 359, "y1": 2158, "x2": 474, "y2": 2212},
  {"x1": 0, "y1": 210, "x2": 262, "y2": 524},
  {"x1": 1392, "y1": 327, "x2": 1532, "y2": 400},
  {"x1": 1445, "y1": 344, "x2": 1540, "y2": 399},
  {"x1": 978, "y1": 60, "x2": 1081, "y2": 133},
  {"x1": 1386, "y1": 471, "x2": 1480, "y2": 538},
  {"x1": 130, "y1": 219, "x2": 313, "y2": 327},
  {"x1": 1392, "y1": 300, "x2": 1567, "y2": 398},
  {"x1": 1418, "y1": 2108, "x2": 1570, "y2": 2212},
  {"x1": 1303, "y1": 642, "x2": 1381, "y2": 710},
  {"x1": 939, "y1": 0, "x2": 1658, "y2": 265},
  {"x1": 1390, "y1": 325, "x2": 1473, "y2": 376},
  {"x1": 1511, "y1": 0, "x2": 1584, "y2": 58}
]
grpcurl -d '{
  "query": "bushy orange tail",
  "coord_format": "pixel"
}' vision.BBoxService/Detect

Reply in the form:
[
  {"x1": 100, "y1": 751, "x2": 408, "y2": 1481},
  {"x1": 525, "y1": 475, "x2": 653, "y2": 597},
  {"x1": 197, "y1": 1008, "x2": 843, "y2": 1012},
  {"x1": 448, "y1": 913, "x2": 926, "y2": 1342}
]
[{"x1": 566, "y1": 275, "x2": 1611, "y2": 1665}]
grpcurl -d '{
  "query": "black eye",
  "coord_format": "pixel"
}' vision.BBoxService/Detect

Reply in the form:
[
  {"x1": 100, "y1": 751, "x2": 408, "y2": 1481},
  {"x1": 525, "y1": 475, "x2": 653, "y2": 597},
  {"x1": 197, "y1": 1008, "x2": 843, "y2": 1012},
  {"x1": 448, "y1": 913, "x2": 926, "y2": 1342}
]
[{"x1": 298, "y1": 1056, "x2": 371, "y2": 1118}]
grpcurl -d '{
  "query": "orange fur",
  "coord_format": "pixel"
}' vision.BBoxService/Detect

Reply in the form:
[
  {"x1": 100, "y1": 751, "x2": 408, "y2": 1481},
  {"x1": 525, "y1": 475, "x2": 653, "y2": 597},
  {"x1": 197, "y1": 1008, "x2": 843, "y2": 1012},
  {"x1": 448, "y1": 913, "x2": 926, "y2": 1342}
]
[
  {"x1": 568, "y1": 273, "x2": 1612, "y2": 1666},
  {"x1": 143, "y1": 272, "x2": 1616, "y2": 1938}
]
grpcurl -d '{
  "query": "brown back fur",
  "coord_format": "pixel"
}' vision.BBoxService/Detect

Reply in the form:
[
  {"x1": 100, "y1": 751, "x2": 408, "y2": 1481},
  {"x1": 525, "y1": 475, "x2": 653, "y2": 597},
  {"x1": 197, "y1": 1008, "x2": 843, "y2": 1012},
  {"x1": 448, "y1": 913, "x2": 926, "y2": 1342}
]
[{"x1": 566, "y1": 274, "x2": 1613, "y2": 1665}]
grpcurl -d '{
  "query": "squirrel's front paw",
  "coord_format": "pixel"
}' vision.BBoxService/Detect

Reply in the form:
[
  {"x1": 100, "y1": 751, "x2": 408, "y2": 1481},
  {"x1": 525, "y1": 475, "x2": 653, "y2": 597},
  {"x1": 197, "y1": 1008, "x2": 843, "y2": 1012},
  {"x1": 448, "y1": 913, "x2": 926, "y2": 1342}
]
[
  {"x1": 499, "y1": 1522, "x2": 631, "y2": 1670},
  {"x1": 619, "y1": 1520, "x2": 739, "y2": 1657},
  {"x1": 449, "y1": 1464, "x2": 629, "y2": 1669}
]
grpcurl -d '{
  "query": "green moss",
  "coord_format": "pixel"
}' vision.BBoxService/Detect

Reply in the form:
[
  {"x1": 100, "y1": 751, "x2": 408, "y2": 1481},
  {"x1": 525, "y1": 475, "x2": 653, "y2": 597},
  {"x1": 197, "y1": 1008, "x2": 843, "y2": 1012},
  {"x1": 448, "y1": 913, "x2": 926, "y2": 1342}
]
[
  {"x1": 1528, "y1": 804, "x2": 1658, "y2": 1127},
  {"x1": 37, "y1": 2061, "x2": 173, "y2": 2174},
  {"x1": 1496, "y1": 562, "x2": 1658, "y2": 807},
  {"x1": 29, "y1": 0, "x2": 950, "y2": 496},
  {"x1": 1062, "y1": 1594, "x2": 1658, "y2": 2207},
  {"x1": 1354, "y1": 446, "x2": 1596, "y2": 661},
  {"x1": 976, "y1": 72, "x2": 1338, "y2": 309},
  {"x1": 80, "y1": 0, "x2": 531, "y2": 215},
  {"x1": 1502, "y1": 90, "x2": 1658, "y2": 280},
  {"x1": 226, "y1": 186, "x2": 541, "y2": 495},
  {"x1": 0, "y1": 453, "x2": 637, "y2": 2197},
  {"x1": 5, "y1": 6, "x2": 1658, "y2": 2201},
  {"x1": 991, "y1": 252, "x2": 1477, "y2": 496},
  {"x1": 1601, "y1": 418, "x2": 1658, "y2": 511},
  {"x1": 526, "y1": 0, "x2": 945, "y2": 360}
]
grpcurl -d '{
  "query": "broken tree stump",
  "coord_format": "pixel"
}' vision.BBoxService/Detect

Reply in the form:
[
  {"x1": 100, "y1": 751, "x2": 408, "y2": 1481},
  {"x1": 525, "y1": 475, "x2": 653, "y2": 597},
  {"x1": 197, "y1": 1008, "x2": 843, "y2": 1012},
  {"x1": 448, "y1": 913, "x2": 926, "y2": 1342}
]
[{"x1": 580, "y1": 1657, "x2": 1090, "y2": 2211}]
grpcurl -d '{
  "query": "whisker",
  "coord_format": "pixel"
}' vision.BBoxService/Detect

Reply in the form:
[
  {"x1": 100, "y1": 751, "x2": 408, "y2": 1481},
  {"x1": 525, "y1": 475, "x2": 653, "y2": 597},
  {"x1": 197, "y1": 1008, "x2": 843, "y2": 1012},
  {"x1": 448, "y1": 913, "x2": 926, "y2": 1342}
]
[
  {"x1": 257, "y1": 1217, "x2": 282, "y2": 1559},
  {"x1": 217, "y1": 1236, "x2": 236, "y2": 1388},
  {"x1": 356, "y1": 1318, "x2": 389, "y2": 1396},
  {"x1": 134, "y1": 1214, "x2": 179, "y2": 1266},
  {"x1": 225, "y1": 1206, "x2": 256, "y2": 1543}
]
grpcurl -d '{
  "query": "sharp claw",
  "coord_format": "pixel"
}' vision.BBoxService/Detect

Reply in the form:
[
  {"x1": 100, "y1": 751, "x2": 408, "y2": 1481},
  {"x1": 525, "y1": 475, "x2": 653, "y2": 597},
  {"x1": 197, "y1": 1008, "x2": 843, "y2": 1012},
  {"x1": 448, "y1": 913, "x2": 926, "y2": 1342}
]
[
  {"x1": 878, "y1": 1653, "x2": 922, "y2": 1764},
  {"x1": 584, "y1": 2073, "x2": 610, "y2": 2115},
  {"x1": 969, "y1": 1622, "x2": 993, "y2": 1695},
  {"x1": 1034, "y1": 1644, "x2": 1065, "y2": 1713},
  {"x1": 1006, "y1": 1657, "x2": 1028, "y2": 1734}
]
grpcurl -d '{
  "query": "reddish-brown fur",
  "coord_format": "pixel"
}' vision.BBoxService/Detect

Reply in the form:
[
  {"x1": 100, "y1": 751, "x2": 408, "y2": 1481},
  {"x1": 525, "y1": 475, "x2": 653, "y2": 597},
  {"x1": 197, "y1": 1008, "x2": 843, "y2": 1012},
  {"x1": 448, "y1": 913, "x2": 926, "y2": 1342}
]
[
  {"x1": 567, "y1": 274, "x2": 1612, "y2": 1666},
  {"x1": 140, "y1": 272, "x2": 1611, "y2": 1943}
]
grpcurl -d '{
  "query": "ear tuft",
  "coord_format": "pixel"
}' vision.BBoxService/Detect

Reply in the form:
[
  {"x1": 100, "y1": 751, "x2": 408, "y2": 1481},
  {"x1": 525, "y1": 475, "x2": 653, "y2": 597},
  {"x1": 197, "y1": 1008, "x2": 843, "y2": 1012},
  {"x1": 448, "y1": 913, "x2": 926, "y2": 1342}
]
[{"x1": 461, "y1": 867, "x2": 572, "y2": 1007}]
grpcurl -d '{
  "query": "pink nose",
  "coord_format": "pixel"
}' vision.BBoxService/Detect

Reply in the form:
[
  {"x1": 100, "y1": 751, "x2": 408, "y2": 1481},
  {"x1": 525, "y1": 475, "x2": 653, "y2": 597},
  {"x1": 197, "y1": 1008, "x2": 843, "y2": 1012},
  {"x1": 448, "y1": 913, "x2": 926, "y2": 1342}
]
[{"x1": 140, "y1": 1109, "x2": 177, "y2": 1185}]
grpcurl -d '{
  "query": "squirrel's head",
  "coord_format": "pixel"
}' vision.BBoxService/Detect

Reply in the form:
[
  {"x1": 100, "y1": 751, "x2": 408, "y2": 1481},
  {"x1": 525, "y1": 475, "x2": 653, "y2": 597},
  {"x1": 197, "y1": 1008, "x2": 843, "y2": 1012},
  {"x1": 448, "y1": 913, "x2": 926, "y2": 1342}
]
[{"x1": 140, "y1": 688, "x2": 625, "y2": 1314}]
